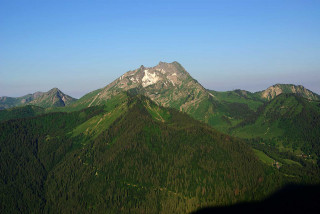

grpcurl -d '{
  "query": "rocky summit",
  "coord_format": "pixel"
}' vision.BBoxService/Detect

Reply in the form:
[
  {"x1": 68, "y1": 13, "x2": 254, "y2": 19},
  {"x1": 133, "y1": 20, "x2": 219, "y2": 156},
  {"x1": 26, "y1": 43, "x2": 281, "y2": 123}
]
[{"x1": 78, "y1": 61, "x2": 214, "y2": 113}]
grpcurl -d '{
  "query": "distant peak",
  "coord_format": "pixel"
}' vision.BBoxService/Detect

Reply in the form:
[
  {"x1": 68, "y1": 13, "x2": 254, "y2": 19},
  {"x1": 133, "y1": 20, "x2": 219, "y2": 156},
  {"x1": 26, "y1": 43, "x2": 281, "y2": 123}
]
[{"x1": 261, "y1": 83, "x2": 319, "y2": 100}]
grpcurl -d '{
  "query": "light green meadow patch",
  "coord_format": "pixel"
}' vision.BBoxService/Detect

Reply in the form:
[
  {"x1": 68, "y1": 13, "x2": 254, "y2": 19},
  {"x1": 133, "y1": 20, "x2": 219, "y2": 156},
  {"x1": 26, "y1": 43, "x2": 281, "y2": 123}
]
[{"x1": 252, "y1": 149, "x2": 275, "y2": 165}]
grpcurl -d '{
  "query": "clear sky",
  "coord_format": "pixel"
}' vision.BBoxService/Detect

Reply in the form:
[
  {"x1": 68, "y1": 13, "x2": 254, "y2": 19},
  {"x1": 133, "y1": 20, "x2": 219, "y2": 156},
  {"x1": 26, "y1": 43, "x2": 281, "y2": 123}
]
[{"x1": 1, "y1": 0, "x2": 320, "y2": 98}]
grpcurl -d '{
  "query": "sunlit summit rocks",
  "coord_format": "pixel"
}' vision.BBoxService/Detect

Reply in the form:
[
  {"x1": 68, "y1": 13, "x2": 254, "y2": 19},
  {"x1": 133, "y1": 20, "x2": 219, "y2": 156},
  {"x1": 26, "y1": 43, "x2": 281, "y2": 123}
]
[{"x1": 75, "y1": 61, "x2": 212, "y2": 113}]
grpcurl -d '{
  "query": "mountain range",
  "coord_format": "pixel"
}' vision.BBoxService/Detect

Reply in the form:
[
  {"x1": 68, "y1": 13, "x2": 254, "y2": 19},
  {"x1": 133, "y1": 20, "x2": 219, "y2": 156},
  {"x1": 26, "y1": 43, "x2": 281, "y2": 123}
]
[
  {"x1": 2, "y1": 62, "x2": 319, "y2": 154},
  {"x1": 1, "y1": 61, "x2": 320, "y2": 213}
]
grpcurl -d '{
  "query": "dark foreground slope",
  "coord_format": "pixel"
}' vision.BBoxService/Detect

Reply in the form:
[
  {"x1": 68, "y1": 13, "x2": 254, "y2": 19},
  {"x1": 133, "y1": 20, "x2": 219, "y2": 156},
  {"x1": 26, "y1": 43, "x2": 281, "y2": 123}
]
[
  {"x1": 193, "y1": 184, "x2": 320, "y2": 214},
  {"x1": 0, "y1": 106, "x2": 104, "y2": 213},
  {"x1": 0, "y1": 94, "x2": 295, "y2": 213}
]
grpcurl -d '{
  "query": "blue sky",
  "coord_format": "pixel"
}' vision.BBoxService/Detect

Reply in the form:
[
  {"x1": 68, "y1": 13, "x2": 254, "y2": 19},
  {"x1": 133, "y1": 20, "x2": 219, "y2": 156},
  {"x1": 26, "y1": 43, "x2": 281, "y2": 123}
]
[{"x1": 1, "y1": 0, "x2": 320, "y2": 98}]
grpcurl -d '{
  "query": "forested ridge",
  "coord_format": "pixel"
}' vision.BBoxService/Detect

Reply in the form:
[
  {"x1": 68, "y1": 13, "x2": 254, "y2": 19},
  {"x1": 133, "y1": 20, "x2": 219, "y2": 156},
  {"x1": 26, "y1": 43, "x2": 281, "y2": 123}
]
[{"x1": 0, "y1": 95, "x2": 319, "y2": 213}]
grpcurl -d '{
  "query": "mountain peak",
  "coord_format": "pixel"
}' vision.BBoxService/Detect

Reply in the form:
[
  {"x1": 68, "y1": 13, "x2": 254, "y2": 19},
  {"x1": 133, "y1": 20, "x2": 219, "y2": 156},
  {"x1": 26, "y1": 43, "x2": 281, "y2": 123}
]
[
  {"x1": 78, "y1": 61, "x2": 210, "y2": 111},
  {"x1": 28, "y1": 88, "x2": 77, "y2": 108},
  {"x1": 106, "y1": 61, "x2": 191, "y2": 91}
]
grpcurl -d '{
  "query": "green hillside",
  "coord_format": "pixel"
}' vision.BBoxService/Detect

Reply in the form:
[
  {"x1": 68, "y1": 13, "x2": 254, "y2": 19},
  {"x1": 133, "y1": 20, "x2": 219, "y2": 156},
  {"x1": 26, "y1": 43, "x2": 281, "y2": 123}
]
[
  {"x1": 231, "y1": 94, "x2": 320, "y2": 157},
  {"x1": 3, "y1": 95, "x2": 318, "y2": 213}
]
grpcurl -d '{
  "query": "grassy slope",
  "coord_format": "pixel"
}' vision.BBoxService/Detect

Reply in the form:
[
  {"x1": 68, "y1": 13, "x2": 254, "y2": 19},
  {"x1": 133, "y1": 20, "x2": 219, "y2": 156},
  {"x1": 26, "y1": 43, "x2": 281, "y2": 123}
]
[
  {"x1": 253, "y1": 149, "x2": 275, "y2": 166},
  {"x1": 72, "y1": 99, "x2": 128, "y2": 139}
]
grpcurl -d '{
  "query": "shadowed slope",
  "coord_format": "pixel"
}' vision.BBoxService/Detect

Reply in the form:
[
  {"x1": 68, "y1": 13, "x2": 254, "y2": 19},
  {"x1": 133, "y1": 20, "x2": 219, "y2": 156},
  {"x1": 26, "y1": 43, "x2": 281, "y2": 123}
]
[{"x1": 192, "y1": 184, "x2": 320, "y2": 214}]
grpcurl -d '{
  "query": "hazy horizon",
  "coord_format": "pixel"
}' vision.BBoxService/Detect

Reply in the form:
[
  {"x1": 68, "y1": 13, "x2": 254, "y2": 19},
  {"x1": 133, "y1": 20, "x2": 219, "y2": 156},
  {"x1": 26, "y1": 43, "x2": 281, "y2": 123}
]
[{"x1": 1, "y1": 0, "x2": 320, "y2": 98}]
